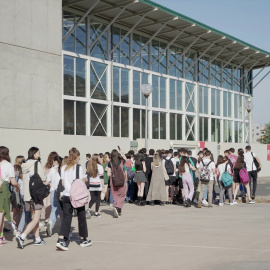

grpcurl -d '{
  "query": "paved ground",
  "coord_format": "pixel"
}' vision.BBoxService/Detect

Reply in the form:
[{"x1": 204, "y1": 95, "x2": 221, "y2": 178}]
[{"x1": 2, "y1": 202, "x2": 270, "y2": 270}]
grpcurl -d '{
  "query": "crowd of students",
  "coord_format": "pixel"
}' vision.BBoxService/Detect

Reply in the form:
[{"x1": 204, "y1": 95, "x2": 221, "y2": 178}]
[{"x1": 0, "y1": 144, "x2": 262, "y2": 250}]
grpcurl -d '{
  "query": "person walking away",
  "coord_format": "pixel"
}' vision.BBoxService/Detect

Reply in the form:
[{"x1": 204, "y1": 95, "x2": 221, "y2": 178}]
[
  {"x1": 233, "y1": 150, "x2": 255, "y2": 204},
  {"x1": 85, "y1": 154, "x2": 91, "y2": 169},
  {"x1": 46, "y1": 156, "x2": 63, "y2": 237},
  {"x1": 86, "y1": 154, "x2": 104, "y2": 219},
  {"x1": 107, "y1": 150, "x2": 127, "y2": 217},
  {"x1": 217, "y1": 156, "x2": 233, "y2": 206},
  {"x1": 244, "y1": 145, "x2": 262, "y2": 200},
  {"x1": 16, "y1": 147, "x2": 50, "y2": 249},
  {"x1": 144, "y1": 149, "x2": 154, "y2": 201},
  {"x1": 0, "y1": 146, "x2": 20, "y2": 246},
  {"x1": 146, "y1": 154, "x2": 168, "y2": 205},
  {"x1": 56, "y1": 148, "x2": 91, "y2": 251},
  {"x1": 198, "y1": 150, "x2": 215, "y2": 208},
  {"x1": 179, "y1": 156, "x2": 195, "y2": 207},
  {"x1": 125, "y1": 153, "x2": 135, "y2": 203},
  {"x1": 133, "y1": 153, "x2": 147, "y2": 206},
  {"x1": 44, "y1": 152, "x2": 58, "y2": 229},
  {"x1": 172, "y1": 152, "x2": 180, "y2": 204},
  {"x1": 101, "y1": 154, "x2": 109, "y2": 206}
]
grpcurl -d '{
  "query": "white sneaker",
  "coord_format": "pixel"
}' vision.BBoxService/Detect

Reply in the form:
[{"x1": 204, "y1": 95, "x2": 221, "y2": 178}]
[
  {"x1": 233, "y1": 200, "x2": 238, "y2": 205},
  {"x1": 219, "y1": 203, "x2": 224, "y2": 206},
  {"x1": 10, "y1": 222, "x2": 17, "y2": 236},
  {"x1": 86, "y1": 208, "x2": 91, "y2": 219},
  {"x1": 229, "y1": 203, "x2": 234, "y2": 206},
  {"x1": 193, "y1": 199, "x2": 198, "y2": 204},
  {"x1": 202, "y1": 199, "x2": 208, "y2": 205},
  {"x1": 249, "y1": 200, "x2": 255, "y2": 204}
]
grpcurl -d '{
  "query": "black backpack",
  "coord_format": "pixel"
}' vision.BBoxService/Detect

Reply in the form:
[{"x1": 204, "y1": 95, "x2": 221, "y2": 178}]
[
  {"x1": 165, "y1": 158, "x2": 174, "y2": 175},
  {"x1": 111, "y1": 161, "x2": 125, "y2": 187},
  {"x1": 29, "y1": 161, "x2": 50, "y2": 204}
]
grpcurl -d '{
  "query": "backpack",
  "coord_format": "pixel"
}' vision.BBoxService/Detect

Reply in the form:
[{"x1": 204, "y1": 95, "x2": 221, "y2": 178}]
[
  {"x1": 239, "y1": 167, "x2": 249, "y2": 184},
  {"x1": 111, "y1": 162, "x2": 125, "y2": 187},
  {"x1": 165, "y1": 158, "x2": 174, "y2": 175},
  {"x1": 251, "y1": 152, "x2": 261, "y2": 172},
  {"x1": 70, "y1": 164, "x2": 89, "y2": 208},
  {"x1": 127, "y1": 166, "x2": 135, "y2": 180},
  {"x1": 200, "y1": 161, "x2": 213, "y2": 181},
  {"x1": 221, "y1": 164, "x2": 233, "y2": 187},
  {"x1": 29, "y1": 161, "x2": 50, "y2": 204}
]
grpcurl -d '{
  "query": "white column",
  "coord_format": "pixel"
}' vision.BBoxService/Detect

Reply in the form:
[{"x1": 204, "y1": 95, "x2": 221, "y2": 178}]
[
  {"x1": 166, "y1": 76, "x2": 170, "y2": 140},
  {"x1": 182, "y1": 81, "x2": 186, "y2": 140},
  {"x1": 107, "y1": 60, "x2": 112, "y2": 137},
  {"x1": 148, "y1": 74, "x2": 153, "y2": 139},
  {"x1": 129, "y1": 69, "x2": 133, "y2": 140}
]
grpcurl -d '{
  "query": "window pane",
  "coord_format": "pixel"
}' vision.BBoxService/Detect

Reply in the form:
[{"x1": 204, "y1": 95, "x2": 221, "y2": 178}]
[
  {"x1": 170, "y1": 113, "x2": 175, "y2": 140},
  {"x1": 90, "y1": 62, "x2": 107, "y2": 100},
  {"x1": 185, "y1": 52, "x2": 195, "y2": 81},
  {"x1": 63, "y1": 12, "x2": 75, "y2": 52},
  {"x1": 152, "y1": 75, "x2": 159, "y2": 108},
  {"x1": 141, "y1": 73, "x2": 148, "y2": 106},
  {"x1": 113, "y1": 106, "x2": 120, "y2": 137},
  {"x1": 199, "y1": 117, "x2": 203, "y2": 141},
  {"x1": 160, "y1": 112, "x2": 166, "y2": 139},
  {"x1": 133, "y1": 71, "x2": 140, "y2": 105},
  {"x1": 211, "y1": 89, "x2": 215, "y2": 115},
  {"x1": 64, "y1": 55, "x2": 74, "y2": 96},
  {"x1": 186, "y1": 83, "x2": 195, "y2": 112},
  {"x1": 186, "y1": 115, "x2": 195, "y2": 141},
  {"x1": 176, "y1": 81, "x2": 182, "y2": 111},
  {"x1": 64, "y1": 100, "x2": 74, "y2": 135},
  {"x1": 113, "y1": 67, "x2": 120, "y2": 102},
  {"x1": 75, "y1": 18, "x2": 86, "y2": 55},
  {"x1": 151, "y1": 40, "x2": 159, "y2": 73},
  {"x1": 142, "y1": 109, "x2": 145, "y2": 139},
  {"x1": 170, "y1": 79, "x2": 175, "y2": 110},
  {"x1": 177, "y1": 114, "x2": 182, "y2": 140},
  {"x1": 204, "y1": 117, "x2": 208, "y2": 141},
  {"x1": 228, "y1": 120, "x2": 232, "y2": 142},
  {"x1": 228, "y1": 92, "x2": 232, "y2": 118},
  {"x1": 121, "y1": 68, "x2": 129, "y2": 103},
  {"x1": 223, "y1": 92, "x2": 228, "y2": 117},
  {"x1": 199, "y1": 87, "x2": 203, "y2": 114},
  {"x1": 199, "y1": 57, "x2": 209, "y2": 84},
  {"x1": 76, "y1": 102, "x2": 86, "y2": 135},
  {"x1": 216, "y1": 90, "x2": 221, "y2": 116},
  {"x1": 133, "y1": 109, "x2": 140, "y2": 140},
  {"x1": 160, "y1": 77, "x2": 166, "y2": 109},
  {"x1": 121, "y1": 107, "x2": 129, "y2": 137},
  {"x1": 91, "y1": 103, "x2": 107, "y2": 136},
  {"x1": 120, "y1": 29, "x2": 129, "y2": 65},
  {"x1": 76, "y1": 58, "x2": 86, "y2": 97},
  {"x1": 152, "y1": 111, "x2": 159, "y2": 139},
  {"x1": 141, "y1": 36, "x2": 149, "y2": 70}
]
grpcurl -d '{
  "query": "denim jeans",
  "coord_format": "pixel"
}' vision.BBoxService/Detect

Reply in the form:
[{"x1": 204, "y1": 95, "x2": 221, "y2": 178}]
[
  {"x1": 17, "y1": 196, "x2": 32, "y2": 233},
  {"x1": 126, "y1": 179, "x2": 134, "y2": 202},
  {"x1": 109, "y1": 189, "x2": 113, "y2": 204},
  {"x1": 49, "y1": 190, "x2": 62, "y2": 227}
]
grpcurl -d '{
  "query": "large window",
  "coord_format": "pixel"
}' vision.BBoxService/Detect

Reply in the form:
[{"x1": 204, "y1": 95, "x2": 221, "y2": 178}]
[
  {"x1": 185, "y1": 83, "x2": 196, "y2": 113},
  {"x1": 112, "y1": 27, "x2": 129, "y2": 65},
  {"x1": 185, "y1": 115, "x2": 196, "y2": 141},
  {"x1": 170, "y1": 113, "x2": 182, "y2": 140},
  {"x1": 133, "y1": 71, "x2": 148, "y2": 106},
  {"x1": 90, "y1": 103, "x2": 107, "y2": 136},
  {"x1": 169, "y1": 79, "x2": 182, "y2": 110},
  {"x1": 132, "y1": 34, "x2": 149, "y2": 69},
  {"x1": 113, "y1": 67, "x2": 129, "y2": 103},
  {"x1": 223, "y1": 91, "x2": 232, "y2": 118},
  {"x1": 234, "y1": 94, "x2": 243, "y2": 119},
  {"x1": 233, "y1": 68, "x2": 241, "y2": 92},
  {"x1": 235, "y1": 121, "x2": 243, "y2": 143},
  {"x1": 223, "y1": 65, "x2": 232, "y2": 90},
  {"x1": 199, "y1": 86, "x2": 208, "y2": 114},
  {"x1": 199, "y1": 117, "x2": 208, "y2": 141},
  {"x1": 169, "y1": 46, "x2": 183, "y2": 78},
  {"x1": 64, "y1": 100, "x2": 86, "y2": 135},
  {"x1": 185, "y1": 52, "x2": 196, "y2": 81},
  {"x1": 133, "y1": 109, "x2": 145, "y2": 140},
  {"x1": 223, "y1": 120, "x2": 233, "y2": 143},
  {"x1": 198, "y1": 56, "x2": 209, "y2": 84},
  {"x1": 151, "y1": 40, "x2": 167, "y2": 74},
  {"x1": 113, "y1": 106, "x2": 129, "y2": 137},
  {"x1": 152, "y1": 111, "x2": 166, "y2": 139},
  {"x1": 211, "y1": 89, "x2": 221, "y2": 116},
  {"x1": 152, "y1": 75, "x2": 166, "y2": 109},
  {"x1": 210, "y1": 60, "x2": 222, "y2": 87},
  {"x1": 89, "y1": 19, "x2": 108, "y2": 60},
  {"x1": 211, "y1": 118, "x2": 221, "y2": 143}
]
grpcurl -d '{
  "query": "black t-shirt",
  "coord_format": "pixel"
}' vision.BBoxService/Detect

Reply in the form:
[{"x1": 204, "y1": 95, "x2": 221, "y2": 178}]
[{"x1": 145, "y1": 156, "x2": 153, "y2": 175}]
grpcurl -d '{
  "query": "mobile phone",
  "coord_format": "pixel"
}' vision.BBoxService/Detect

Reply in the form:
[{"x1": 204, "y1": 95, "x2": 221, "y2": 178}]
[{"x1": 117, "y1": 146, "x2": 120, "y2": 150}]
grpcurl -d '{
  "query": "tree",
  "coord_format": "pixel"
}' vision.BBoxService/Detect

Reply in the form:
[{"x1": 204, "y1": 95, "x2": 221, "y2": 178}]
[{"x1": 258, "y1": 122, "x2": 270, "y2": 144}]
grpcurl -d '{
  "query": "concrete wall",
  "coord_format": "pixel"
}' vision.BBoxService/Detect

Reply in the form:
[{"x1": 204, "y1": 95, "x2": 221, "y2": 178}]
[
  {"x1": 0, "y1": 0, "x2": 62, "y2": 131},
  {"x1": 0, "y1": 128, "x2": 130, "y2": 174}
]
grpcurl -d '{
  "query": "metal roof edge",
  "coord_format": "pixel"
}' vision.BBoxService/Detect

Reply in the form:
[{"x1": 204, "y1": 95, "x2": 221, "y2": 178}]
[{"x1": 138, "y1": 0, "x2": 270, "y2": 56}]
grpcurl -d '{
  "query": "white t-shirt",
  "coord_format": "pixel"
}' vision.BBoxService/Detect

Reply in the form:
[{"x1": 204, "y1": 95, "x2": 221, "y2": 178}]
[
  {"x1": 218, "y1": 163, "x2": 231, "y2": 178},
  {"x1": 47, "y1": 165, "x2": 61, "y2": 191},
  {"x1": 88, "y1": 164, "x2": 104, "y2": 191},
  {"x1": 244, "y1": 152, "x2": 257, "y2": 172},
  {"x1": 162, "y1": 157, "x2": 176, "y2": 177},
  {"x1": 199, "y1": 158, "x2": 215, "y2": 181},
  {"x1": 0, "y1": 161, "x2": 15, "y2": 183},
  {"x1": 61, "y1": 164, "x2": 83, "y2": 196}
]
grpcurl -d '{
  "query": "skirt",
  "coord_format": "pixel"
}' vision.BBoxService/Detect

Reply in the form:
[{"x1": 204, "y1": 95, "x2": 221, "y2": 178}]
[{"x1": 133, "y1": 171, "x2": 147, "y2": 183}]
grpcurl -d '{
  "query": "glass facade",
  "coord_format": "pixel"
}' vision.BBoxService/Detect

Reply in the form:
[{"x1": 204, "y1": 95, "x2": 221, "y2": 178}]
[{"x1": 62, "y1": 10, "x2": 251, "y2": 143}]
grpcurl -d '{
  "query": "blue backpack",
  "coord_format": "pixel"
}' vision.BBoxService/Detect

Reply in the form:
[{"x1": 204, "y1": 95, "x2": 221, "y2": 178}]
[{"x1": 221, "y1": 164, "x2": 233, "y2": 187}]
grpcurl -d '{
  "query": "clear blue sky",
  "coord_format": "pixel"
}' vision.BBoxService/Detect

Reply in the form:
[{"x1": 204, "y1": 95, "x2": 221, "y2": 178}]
[{"x1": 154, "y1": 0, "x2": 270, "y2": 125}]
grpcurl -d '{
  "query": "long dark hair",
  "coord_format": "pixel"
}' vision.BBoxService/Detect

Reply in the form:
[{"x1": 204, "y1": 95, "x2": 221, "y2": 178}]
[
  {"x1": 179, "y1": 156, "x2": 188, "y2": 174},
  {"x1": 234, "y1": 150, "x2": 245, "y2": 170},
  {"x1": 0, "y1": 146, "x2": 11, "y2": 162},
  {"x1": 216, "y1": 155, "x2": 224, "y2": 168},
  {"x1": 53, "y1": 155, "x2": 62, "y2": 174},
  {"x1": 45, "y1": 151, "x2": 58, "y2": 169},
  {"x1": 28, "y1": 147, "x2": 39, "y2": 160},
  {"x1": 111, "y1": 149, "x2": 120, "y2": 166},
  {"x1": 14, "y1": 155, "x2": 25, "y2": 179}
]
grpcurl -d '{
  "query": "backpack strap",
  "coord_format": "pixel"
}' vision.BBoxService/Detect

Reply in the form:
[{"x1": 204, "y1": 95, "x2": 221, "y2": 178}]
[
  {"x1": 225, "y1": 163, "x2": 228, "y2": 172},
  {"x1": 15, "y1": 170, "x2": 20, "y2": 182},
  {"x1": 206, "y1": 161, "x2": 212, "y2": 167},
  {"x1": 76, "y1": 164, "x2": 80, "y2": 179},
  {"x1": 34, "y1": 161, "x2": 38, "y2": 174}
]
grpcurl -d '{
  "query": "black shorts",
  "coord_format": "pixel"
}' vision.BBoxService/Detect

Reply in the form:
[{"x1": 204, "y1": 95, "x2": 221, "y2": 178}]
[{"x1": 165, "y1": 176, "x2": 176, "y2": 186}]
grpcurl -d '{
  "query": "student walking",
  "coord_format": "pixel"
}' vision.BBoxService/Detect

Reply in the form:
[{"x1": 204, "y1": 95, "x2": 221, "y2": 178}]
[
  {"x1": 146, "y1": 154, "x2": 168, "y2": 205},
  {"x1": 101, "y1": 154, "x2": 109, "y2": 206},
  {"x1": 86, "y1": 154, "x2": 104, "y2": 219},
  {"x1": 56, "y1": 148, "x2": 91, "y2": 251},
  {"x1": 107, "y1": 150, "x2": 127, "y2": 217},
  {"x1": 16, "y1": 147, "x2": 49, "y2": 249},
  {"x1": 0, "y1": 146, "x2": 20, "y2": 246},
  {"x1": 179, "y1": 156, "x2": 194, "y2": 207}
]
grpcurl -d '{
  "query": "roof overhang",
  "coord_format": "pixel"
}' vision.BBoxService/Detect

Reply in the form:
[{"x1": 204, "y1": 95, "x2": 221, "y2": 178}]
[{"x1": 62, "y1": 0, "x2": 270, "y2": 70}]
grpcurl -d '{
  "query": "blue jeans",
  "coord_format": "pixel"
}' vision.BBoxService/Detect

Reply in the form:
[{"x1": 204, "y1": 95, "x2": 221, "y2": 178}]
[
  {"x1": 49, "y1": 190, "x2": 62, "y2": 227},
  {"x1": 126, "y1": 179, "x2": 134, "y2": 202},
  {"x1": 17, "y1": 196, "x2": 32, "y2": 233},
  {"x1": 109, "y1": 189, "x2": 113, "y2": 204}
]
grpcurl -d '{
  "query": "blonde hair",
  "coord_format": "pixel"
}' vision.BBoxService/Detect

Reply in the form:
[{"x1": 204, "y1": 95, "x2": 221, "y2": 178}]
[
  {"x1": 153, "y1": 154, "x2": 161, "y2": 166},
  {"x1": 102, "y1": 154, "x2": 108, "y2": 165},
  {"x1": 65, "y1": 148, "x2": 80, "y2": 171},
  {"x1": 14, "y1": 155, "x2": 25, "y2": 179},
  {"x1": 87, "y1": 154, "x2": 100, "y2": 178}
]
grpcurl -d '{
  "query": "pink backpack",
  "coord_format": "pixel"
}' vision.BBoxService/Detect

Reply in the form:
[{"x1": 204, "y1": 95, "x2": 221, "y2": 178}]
[
  {"x1": 239, "y1": 168, "x2": 249, "y2": 184},
  {"x1": 70, "y1": 165, "x2": 89, "y2": 208}
]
